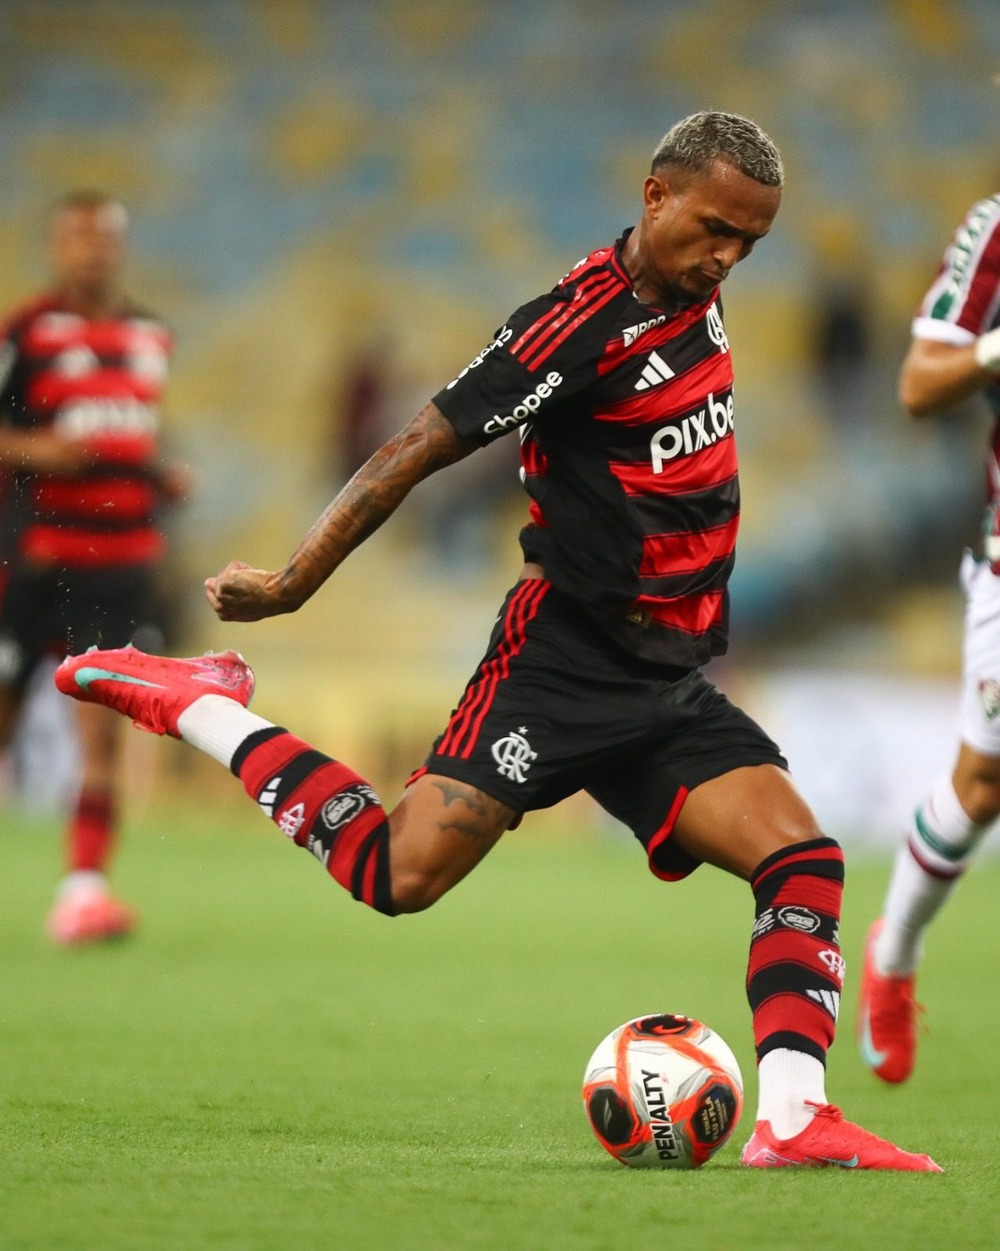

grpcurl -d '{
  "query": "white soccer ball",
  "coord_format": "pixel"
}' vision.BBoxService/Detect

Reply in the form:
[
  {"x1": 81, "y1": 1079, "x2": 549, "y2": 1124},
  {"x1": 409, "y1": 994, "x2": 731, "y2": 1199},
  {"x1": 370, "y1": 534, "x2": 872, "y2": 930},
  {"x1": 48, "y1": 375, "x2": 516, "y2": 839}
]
[{"x1": 582, "y1": 1014, "x2": 744, "y2": 1169}]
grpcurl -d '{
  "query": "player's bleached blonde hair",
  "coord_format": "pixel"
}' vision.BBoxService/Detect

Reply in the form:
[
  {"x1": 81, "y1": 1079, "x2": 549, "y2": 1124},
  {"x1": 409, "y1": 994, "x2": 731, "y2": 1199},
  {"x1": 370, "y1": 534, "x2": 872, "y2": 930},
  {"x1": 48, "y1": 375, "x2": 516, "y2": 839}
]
[
  {"x1": 48, "y1": 190, "x2": 128, "y2": 231},
  {"x1": 651, "y1": 112, "x2": 783, "y2": 187}
]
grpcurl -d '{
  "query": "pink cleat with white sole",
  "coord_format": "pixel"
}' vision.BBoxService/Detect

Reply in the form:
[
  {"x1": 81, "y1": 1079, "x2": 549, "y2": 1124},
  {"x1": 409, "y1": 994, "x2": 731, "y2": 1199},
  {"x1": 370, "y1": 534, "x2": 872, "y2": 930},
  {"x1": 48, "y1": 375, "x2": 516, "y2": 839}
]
[
  {"x1": 47, "y1": 888, "x2": 135, "y2": 945},
  {"x1": 740, "y1": 1103, "x2": 941, "y2": 1171},
  {"x1": 54, "y1": 644, "x2": 255, "y2": 737}
]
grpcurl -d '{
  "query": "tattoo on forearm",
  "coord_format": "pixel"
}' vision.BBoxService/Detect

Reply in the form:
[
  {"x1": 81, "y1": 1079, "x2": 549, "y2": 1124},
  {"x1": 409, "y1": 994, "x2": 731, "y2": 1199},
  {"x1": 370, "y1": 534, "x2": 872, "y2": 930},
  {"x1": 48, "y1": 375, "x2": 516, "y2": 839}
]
[{"x1": 281, "y1": 403, "x2": 472, "y2": 601}]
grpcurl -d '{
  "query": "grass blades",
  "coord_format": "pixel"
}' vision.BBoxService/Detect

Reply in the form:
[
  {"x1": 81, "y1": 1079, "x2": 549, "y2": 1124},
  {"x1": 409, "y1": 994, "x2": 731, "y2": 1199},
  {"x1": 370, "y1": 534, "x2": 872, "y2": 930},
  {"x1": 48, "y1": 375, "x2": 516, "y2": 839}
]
[{"x1": 2, "y1": 803, "x2": 999, "y2": 1250}]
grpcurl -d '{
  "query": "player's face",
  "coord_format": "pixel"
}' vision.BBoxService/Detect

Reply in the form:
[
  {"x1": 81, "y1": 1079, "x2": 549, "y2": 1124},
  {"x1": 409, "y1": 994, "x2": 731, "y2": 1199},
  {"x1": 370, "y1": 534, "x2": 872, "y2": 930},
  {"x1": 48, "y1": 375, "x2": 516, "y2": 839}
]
[
  {"x1": 640, "y1": 160, "x2": 780, "y2": 305},
  {"x1": 49, "y1": 202, "x2": 128, "y2": 297}
]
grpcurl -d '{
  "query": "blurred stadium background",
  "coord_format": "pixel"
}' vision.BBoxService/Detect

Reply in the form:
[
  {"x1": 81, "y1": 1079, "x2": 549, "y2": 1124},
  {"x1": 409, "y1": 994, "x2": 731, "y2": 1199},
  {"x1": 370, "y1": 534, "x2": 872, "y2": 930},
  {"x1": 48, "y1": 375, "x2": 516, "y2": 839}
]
[{"x1": 5, "y1": 0, "x2": 1000, "y2": 846}]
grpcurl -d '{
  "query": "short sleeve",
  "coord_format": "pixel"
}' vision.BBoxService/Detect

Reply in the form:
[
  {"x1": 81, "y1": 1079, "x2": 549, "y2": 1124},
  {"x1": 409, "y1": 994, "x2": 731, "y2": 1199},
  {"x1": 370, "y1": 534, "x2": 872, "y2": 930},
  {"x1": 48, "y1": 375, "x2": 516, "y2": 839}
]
[
  {"x1": 913, "y1": 197, "x2": 1000, "y2": 341},
  {"x1": 433, "y1": 289, "x2": 603, "y2": 445}
]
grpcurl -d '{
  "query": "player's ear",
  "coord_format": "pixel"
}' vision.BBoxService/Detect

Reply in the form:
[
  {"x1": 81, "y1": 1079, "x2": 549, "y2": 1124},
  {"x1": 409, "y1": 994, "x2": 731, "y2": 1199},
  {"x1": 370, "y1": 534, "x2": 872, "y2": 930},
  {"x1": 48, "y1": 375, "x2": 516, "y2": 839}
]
[{"x1": 643, "y1": 173, "x2": 669, "y2": 215}]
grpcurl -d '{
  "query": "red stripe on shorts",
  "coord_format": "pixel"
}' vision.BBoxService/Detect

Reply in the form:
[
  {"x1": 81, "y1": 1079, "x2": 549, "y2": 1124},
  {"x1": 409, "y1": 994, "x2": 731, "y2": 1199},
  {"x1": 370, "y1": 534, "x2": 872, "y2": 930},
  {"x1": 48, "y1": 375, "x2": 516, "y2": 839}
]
[{"x1": 436, "y1": 580, "x2": 549, "y2": 760}]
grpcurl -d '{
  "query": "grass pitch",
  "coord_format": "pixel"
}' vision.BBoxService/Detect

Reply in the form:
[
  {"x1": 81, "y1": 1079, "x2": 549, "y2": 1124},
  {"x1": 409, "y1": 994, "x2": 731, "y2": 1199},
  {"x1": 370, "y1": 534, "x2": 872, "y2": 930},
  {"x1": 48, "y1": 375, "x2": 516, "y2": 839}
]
[{"x1": 2, "y1": 800, "x2": 998, "y2": 1251}]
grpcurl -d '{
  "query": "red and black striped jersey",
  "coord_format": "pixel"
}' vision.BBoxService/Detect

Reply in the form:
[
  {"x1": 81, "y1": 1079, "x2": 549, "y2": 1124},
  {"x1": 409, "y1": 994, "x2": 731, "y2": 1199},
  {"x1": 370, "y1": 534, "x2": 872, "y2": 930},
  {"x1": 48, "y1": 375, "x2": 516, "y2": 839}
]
[
  {"x1": 433, "y1": 230, "x2": 738, "y2": 667},
  {"x1": 0, "y1": 293, "x2": 172, "y2": 569}
]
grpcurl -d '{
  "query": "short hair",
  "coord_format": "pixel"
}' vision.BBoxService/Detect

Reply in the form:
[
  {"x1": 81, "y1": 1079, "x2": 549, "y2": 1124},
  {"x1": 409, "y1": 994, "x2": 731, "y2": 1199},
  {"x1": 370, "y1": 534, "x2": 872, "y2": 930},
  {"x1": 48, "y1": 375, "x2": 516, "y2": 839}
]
[
  {"x1": 48, "y1": 190, "x2": 128, "y2": 229},
  {"x1": 651, "y1": 111, "x2": 783, "y2": 188}
]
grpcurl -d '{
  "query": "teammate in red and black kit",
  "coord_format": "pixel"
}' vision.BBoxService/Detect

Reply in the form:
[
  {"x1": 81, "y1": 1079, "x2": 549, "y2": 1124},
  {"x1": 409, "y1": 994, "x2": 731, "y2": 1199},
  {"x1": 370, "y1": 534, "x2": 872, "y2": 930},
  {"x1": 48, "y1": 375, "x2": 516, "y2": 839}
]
[
  {"x1": 0, "y1": 191, "x2": 190, "y2": 943},
  {"x1": 56, "y1": 115, "x2": 937, "y2": 1169}
]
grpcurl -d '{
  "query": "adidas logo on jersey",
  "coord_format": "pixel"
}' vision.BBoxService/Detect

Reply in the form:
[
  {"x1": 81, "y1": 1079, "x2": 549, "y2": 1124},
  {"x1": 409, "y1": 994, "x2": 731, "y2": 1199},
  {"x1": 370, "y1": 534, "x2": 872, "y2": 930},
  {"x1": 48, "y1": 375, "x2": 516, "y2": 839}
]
[{"x1": 634, "y1": 350, "x2": 675, "y2": 391}]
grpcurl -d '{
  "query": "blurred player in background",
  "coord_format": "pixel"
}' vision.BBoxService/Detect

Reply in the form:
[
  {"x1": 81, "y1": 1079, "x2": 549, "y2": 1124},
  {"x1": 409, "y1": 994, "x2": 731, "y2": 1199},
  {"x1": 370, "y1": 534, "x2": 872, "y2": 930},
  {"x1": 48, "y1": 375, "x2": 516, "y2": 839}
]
[
  {"x1": 57, "y1": 115, "x2": 937, "y2": 1169},
  {"x1": 0, "y1": 191, "x2": 190, "y2": 944},
  {"x1": 859, "y1": 191, "x2": 1000, "y2": 1083}
]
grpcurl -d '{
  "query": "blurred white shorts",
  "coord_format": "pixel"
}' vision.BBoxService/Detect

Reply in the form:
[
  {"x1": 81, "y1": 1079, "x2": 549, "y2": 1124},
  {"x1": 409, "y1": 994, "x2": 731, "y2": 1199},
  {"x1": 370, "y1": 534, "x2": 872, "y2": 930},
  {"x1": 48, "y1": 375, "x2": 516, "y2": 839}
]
[{"x1": 959, "y1": 550, "x2": 1000, "y2": 755}]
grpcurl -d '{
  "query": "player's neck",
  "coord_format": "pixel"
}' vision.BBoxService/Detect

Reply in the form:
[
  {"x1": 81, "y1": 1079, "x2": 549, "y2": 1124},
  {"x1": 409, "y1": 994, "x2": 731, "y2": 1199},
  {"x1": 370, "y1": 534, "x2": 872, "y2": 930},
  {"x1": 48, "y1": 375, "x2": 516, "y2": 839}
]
[
  {"x1": 620, "y1": 224, "x2": 690, "y2": 312},
  {"x1": 57, "y1": 283, "x2": 124, "y2": 320}
]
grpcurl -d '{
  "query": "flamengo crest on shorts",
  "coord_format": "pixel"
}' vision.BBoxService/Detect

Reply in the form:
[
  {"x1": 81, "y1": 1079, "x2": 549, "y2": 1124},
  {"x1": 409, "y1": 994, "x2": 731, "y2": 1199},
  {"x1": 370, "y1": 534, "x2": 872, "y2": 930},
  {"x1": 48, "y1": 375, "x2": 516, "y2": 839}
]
[{"x1": 491, "y1": 727, "x2": 537, "y2": 782}]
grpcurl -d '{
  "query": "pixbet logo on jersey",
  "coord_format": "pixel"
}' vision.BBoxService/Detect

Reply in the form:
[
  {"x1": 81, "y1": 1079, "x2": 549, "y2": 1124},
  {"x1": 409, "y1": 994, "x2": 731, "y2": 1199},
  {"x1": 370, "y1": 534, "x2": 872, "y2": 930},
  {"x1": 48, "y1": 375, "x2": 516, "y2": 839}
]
[
  {"x1": 55, "y1": 397, "x2": 159, "y2": 437},
  {"x1": 649, "y1": 391, "x2": 734, "y2": 473}
]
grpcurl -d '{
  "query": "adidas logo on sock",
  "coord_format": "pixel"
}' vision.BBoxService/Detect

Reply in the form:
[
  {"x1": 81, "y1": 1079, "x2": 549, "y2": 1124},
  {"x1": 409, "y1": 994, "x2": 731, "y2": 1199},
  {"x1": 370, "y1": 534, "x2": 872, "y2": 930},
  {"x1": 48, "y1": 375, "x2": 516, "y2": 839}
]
[{"x1": 258, "y1": 775, "x2": 281, "y2": 818}]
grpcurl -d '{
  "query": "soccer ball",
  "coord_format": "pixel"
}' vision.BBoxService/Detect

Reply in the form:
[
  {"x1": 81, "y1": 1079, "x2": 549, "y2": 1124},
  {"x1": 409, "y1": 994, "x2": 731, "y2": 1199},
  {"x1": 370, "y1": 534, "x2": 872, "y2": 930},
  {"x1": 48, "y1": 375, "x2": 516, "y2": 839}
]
[{"x1": 582, "y1": 1014, "x2": 744, "y2": 1169}]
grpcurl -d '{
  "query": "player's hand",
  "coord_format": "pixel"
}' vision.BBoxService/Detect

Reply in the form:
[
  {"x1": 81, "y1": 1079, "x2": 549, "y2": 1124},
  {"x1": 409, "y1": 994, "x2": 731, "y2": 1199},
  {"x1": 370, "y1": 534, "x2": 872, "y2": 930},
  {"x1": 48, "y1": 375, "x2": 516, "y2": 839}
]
[
  {"x1": 0, "y1": 431, "x2": 92, "y2": 476},
  {"x1": 205, "y1": 561, "x2": 294, "y2": 622}
]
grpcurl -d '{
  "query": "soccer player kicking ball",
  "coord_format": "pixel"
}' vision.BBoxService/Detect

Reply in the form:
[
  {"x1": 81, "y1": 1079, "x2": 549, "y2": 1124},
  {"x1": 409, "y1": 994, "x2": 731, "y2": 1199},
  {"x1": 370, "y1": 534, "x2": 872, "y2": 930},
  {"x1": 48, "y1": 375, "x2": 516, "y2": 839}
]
[
  {"x1": 56, "y1": 113, "x2": 939, "y2": 1171},
  {"x1": 859, "y1": 190, "x2": 1000, "y2": 1086}
]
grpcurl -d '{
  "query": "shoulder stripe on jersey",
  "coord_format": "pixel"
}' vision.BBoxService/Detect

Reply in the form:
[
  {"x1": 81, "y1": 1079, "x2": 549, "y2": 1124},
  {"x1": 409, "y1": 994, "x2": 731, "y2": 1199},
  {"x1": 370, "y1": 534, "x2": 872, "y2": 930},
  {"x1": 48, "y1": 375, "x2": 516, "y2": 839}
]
[
  {"x1": 436, "y1": 579, "x2": 549, "y2": 760},
  {"x1": 511, "y1": 271, "x2": 624, "y2": 371},
  {"x1": 924, "y1": 197, "x2": 1000, "y2": 329},
  {"x1": 510, "y1": 270, "x2": 616, "y2": 362},
  {"x1": 524, "y1": 279, "x2": 624, "y2": 371},
  {"x1": 964, "y1": 224, "x2": 1000, "y2": 332}
]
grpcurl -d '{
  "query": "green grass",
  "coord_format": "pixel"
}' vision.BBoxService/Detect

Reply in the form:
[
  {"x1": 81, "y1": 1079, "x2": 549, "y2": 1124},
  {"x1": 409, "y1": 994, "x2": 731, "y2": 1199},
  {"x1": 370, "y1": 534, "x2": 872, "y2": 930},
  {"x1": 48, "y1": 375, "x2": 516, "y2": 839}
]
[{"x1": 2, "y1": 801, "x2": 999, "y2": 1250}]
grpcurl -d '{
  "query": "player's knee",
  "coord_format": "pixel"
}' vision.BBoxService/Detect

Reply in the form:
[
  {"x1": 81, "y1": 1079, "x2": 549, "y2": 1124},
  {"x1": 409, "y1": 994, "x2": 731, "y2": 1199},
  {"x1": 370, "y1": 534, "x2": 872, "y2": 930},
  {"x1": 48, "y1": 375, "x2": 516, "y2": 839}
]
[
  {"x1": 956, "y1": 780, "x2": 1000, "y2": 825},
  {"x1": 388, "y1": 867, "x2": 449, "y2": 914},
  {"x1": 954, "y1": 762, "x2": 1000, "y2": 825}
]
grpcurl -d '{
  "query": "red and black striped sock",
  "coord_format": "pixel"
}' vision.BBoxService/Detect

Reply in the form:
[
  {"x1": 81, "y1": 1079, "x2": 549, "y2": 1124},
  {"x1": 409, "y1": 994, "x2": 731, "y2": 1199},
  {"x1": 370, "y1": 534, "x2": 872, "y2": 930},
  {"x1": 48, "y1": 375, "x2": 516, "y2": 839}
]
[
  {"x1": 746, "y1": 837, "x2": 846, "y2": 1065},
  {"x1": 68, "y1": 789, "x2": 116, "y2": 873},
  {"x1": 231, "y1": 727, "x2": 396, "y2": 916}
]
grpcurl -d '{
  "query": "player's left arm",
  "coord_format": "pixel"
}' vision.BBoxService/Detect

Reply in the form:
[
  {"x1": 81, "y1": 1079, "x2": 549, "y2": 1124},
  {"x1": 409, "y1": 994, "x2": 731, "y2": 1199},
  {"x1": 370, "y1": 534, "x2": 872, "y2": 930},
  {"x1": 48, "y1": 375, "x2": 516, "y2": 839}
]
[
  {"x1": 206, "y1": 401, "x2": 475, "y2": 621},
  {"x1": 901, "y1": 200, "x2": 1000, "y2": 416}
]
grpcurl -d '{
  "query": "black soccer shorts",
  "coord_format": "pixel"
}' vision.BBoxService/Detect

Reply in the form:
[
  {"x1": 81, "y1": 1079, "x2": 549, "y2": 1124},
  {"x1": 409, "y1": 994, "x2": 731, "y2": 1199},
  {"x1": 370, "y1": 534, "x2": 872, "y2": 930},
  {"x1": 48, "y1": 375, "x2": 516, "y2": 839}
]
[
  {"x1": 420, "y1": 578, "x2": 787, "y2": 881},
  {"x1": 0, "y1": 563, "x2": 160, "y2": 694}
]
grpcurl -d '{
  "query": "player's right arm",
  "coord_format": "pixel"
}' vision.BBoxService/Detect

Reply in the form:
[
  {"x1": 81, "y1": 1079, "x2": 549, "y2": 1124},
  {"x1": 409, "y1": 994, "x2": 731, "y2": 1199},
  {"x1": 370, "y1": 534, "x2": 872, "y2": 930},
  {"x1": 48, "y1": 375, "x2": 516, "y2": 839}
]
[
  {"x1": 0, "y1": 319, "x2": 91, "y2": 475},
  {"x1": 207, "y1": 278, "x2": 601, "y2": 623},
  {"x1": 0, "y1": 429, "x2": 92, "y2": 475},
  {"x1": 206, "y1": 400, "x2": 476, "y2": 621},
  {"x1": 898, "y1": 337, "x2": 996, "y2": 416}
]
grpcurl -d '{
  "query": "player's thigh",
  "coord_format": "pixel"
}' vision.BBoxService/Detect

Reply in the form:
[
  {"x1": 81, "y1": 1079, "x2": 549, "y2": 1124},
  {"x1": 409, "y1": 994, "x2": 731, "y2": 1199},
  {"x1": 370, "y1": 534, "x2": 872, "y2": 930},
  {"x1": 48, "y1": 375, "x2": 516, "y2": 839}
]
[
  {"x1": 0, "y1": 567, "x2": 53, "y2": 711},
  {"x1": 60, "y1": 566, "x2": 156, "y2": 653},
  {"x1": 588, "y1": 676, "x2": 796, "y2": 882},
  {"x1": 952, "y1": 741, "x2": 1000, "y2": 824},
  {"x1": 386, "y1": 772, "x2": 517, "y2": 910},
  {"x1": 0, "y1": 683, "x2": 24, "y2": 746},
  {"x1": 75, "y1": 701, "x2": 124, "y2": 789},
  {"x1": 673, "y1": 763, "x2": 823, "y2": 880},
  {"x1": 958, "y1": 552, "x2": 1000, "y2": 758}
]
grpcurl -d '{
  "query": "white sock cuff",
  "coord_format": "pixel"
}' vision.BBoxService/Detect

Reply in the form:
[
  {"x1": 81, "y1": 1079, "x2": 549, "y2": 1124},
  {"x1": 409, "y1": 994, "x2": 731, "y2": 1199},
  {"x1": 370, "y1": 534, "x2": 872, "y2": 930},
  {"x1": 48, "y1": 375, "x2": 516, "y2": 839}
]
[
  {"x1": 756, "y1": 1048, "x2": 827, "y2": 1139},
  {"x1": 176, "y1": 695, "x2": 278, "y2": 769},
  {"x1": 928, "y1": 774, "x2": 978, "y2": 837}
]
